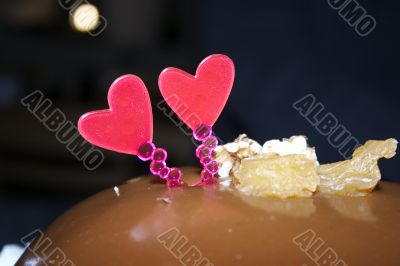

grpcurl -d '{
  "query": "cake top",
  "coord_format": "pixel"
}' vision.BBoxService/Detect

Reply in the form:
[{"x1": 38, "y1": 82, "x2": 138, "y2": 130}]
[{"x1": 16, "y1": 167, "x2": 400, "y2": 266}]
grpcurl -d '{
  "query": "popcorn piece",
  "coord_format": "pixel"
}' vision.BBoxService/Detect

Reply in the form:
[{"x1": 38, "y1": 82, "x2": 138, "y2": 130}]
[
  {"x1": 213, "y1": 134, "x2": 263, "y2": 182},
  {"x1": 262, "y1": 136, "x2": 318, "y2": 164},
  {"x1": 218, "y1": 161, "x2": 233, "y2": 178},
  {"x1": 238, "y1": 141, "x2": 249, "y2": 149},
  {"x1": 225, "y1": 143, "x2": 239, "y2": 153},
  {"x1": 214, "y1": 145, "x2": 225, "y2": 153},
  {"x1": 249, "y1": 141, "x2": 262, "y2": 154}
]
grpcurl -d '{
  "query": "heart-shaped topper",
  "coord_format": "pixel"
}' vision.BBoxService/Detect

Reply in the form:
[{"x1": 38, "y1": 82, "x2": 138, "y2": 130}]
[
  {"x1": 158, "y1": 54, "x2": 235, "y2": 131},
  {"x1": 78, "y1": 75, "x2": 153, "y2": 155}
]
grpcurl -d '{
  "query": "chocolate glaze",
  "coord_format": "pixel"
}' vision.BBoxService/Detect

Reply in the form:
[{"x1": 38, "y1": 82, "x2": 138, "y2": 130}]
[{"x1": 17, "y1": 167, "x2": 400, "y2": 265}]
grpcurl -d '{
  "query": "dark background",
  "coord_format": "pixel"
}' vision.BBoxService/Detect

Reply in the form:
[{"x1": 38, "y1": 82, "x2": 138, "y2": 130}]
[{"x1": 1, "y1": 0, "x2": 399, "y2": 246}]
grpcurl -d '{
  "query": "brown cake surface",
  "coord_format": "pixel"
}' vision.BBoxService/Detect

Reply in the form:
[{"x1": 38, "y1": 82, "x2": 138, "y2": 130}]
[{"x1": 17, "y1": 167, "x2": 400, "y2": 266}]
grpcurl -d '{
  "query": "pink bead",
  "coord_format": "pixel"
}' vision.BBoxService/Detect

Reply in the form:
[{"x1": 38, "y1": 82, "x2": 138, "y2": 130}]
[
  {"x1": 150, "y1": 161, "x2": 166, "y2": 175},
  {"x1": 168, "y1": 167, "x2": 182, "y2": 181},
  {"x1": 206, "y1": 161, "x2": 219, "y2": 174},
  {"x1": 200, "y1": 169, "x2": 213, "y2": 181},
  {"x1": 200, "y1": 156, "x2": 212, "y2": 165},
  {"x1": 195, "y1": 145, "x2": 211, "y2": 158},
  {"x1": 203, "y1": 136, "x2": 218, "y2": 148},
  {"x1": 137, "y1": 142, "x2": 155, "y2": 161},
  {"x1": 152, "y1": 148, "x2": 167, "y2": 162},
  {"x1": 159, "y1": 167, "x2": 170, "y2": 179},
  {"x1": 193, "y1": 124, "x2": 212, "y2": 141}
]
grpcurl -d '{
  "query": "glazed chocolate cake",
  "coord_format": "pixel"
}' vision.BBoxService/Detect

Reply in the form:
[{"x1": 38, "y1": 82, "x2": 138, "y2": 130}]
[{"x1": 17, "y1": 167, "x2": 400, "y2": 265}]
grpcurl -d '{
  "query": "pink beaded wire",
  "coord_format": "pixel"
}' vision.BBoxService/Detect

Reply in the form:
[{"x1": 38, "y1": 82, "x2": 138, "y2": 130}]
[
  {"x1": 137, "y1": 124, "x2": 219, "y2": 187},
  {"x1": 193, "y1": 124, "x2": 219, "y2": 184},
  {"x1": 137, "y1": 141, "x2": 184, "y2": 188}
]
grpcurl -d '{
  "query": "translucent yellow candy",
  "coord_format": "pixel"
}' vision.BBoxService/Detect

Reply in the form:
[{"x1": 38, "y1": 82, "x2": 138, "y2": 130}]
[
  {"x1": 233, "y1": 154, "x2": 319, "y2": 198},
  {"x1": 215, "y1": 135, "x2": 397, "y2": 198},
  {"x1": 317, "y1": 139, "x2": 398, "y2": 196}
]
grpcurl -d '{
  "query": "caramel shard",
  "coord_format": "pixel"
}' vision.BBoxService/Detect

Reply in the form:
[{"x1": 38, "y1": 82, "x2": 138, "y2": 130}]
[
  {"x1": 233, "y1": 154, "x2": 319, "y2": 198},
  {"x1": 317, "y1": 139, "x2": 398, "y2": 196}
]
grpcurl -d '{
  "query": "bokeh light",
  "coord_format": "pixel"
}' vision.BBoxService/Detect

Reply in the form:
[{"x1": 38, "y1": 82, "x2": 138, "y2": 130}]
[{"x1": 71, "y1": 4, "x2": 99, "y2": 32}]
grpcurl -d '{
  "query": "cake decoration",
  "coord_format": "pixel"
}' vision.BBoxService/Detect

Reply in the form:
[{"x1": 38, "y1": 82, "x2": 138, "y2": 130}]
[
  {"x1": 159, "y1": 54, "x2": 235, "y2": 184},
  {"x1": 77, "y1": 57, "x2": 397, "y2": 194},
  {"x1": 317, "y1": 138, "x2": 398, "y2": 196},
  {"x1": 17, "y1": 52, "x2": 400, "y2": 266},
  {"x1": 78, "y1": 74, "x2": 185, "y2": 187},
  {"x1": 213, "y1": 135, "x2": 398, "y2": 198}
]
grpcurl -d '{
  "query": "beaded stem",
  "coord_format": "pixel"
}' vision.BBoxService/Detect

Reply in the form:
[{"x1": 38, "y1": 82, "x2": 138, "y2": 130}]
[
  {"x1": 137, "y1": 142, "x2": 184, "y2": 188},
  {"x1": 193, "y1": 124, "x2": 219, "y2": 184}
]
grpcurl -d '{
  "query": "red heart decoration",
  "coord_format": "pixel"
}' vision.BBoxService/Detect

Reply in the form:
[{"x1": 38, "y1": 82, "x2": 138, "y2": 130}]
[
  {"x1": 78, "y1": 75, "x2": 153, "y2": 155},
  {"x1": 158, "y1": 54, "x2": 235, "y2": 131}
]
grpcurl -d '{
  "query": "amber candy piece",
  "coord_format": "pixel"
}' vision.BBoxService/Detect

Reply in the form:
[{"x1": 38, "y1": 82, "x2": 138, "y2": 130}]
[
  {"x1": 233, "y1": 153, "x2": 319, "y2": 198},
  {"x1": 317, "y1": 139, "x2": 398, "y2": 196}
]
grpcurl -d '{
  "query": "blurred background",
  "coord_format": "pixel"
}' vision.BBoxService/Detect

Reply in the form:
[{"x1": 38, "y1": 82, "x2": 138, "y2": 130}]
[{"x1": 1, "y1": 0, "x2": 399, "y2": 247}]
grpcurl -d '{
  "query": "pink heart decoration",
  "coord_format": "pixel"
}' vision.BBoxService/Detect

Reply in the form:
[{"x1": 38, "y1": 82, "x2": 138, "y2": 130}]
[
  {"x1": 158, "y1": 54, "x2": 235, "y2": 131},
  {"x1": 78, "y1": 75, "x2": 153, "y2": 155}
]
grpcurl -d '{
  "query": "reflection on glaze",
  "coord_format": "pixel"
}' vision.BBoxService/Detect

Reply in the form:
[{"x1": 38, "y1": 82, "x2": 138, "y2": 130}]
[
  {"x1": 129, "y1": 202, "x2": 181, "y2": 243},
  {"x1": 237, "y1": 193, "x2": 316, "y2": 217},
  {"x1": 234, "y1": 188, "x2": 377, "y2": 221},
  {"x1": 324, "y1": 195, "x2": 377, "y2": 222},
  {"x1": 23, "y1": 257, "x2": 41, "y2": 266}
]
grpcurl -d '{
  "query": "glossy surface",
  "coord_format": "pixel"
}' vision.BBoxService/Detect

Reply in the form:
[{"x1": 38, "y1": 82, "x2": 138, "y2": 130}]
[
  {"x1": 78, "y1": 75, "x2": 153, "y2": 155},
  {"x1": 17, "y1": 168, "x2": 400, "y2": 266},
  {"x1": 158, "y1": 54, "x2": 235, "y2": 130},
  {"x1": 318, "y1": 139, "x2": 398, "y2": 196}
]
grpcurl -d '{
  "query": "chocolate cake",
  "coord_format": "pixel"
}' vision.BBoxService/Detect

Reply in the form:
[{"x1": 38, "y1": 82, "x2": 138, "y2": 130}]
[{"x1": 16, "y1": 167, "x2": 400, "y2": 265}]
